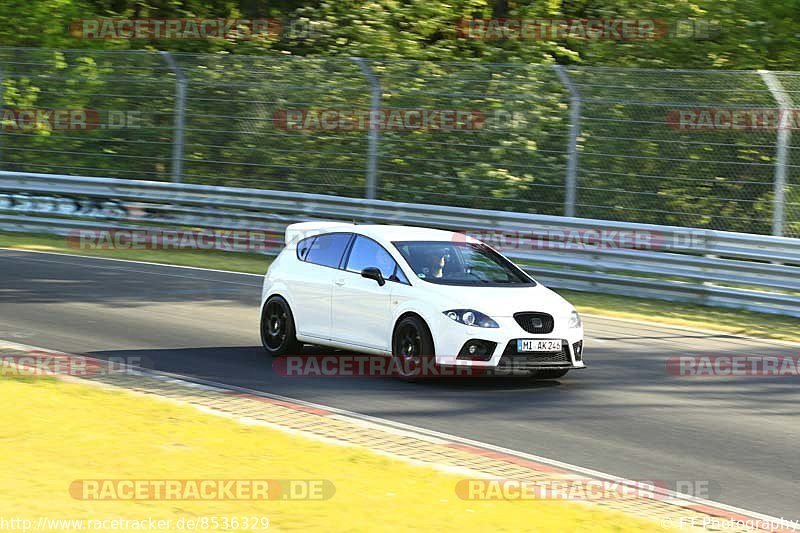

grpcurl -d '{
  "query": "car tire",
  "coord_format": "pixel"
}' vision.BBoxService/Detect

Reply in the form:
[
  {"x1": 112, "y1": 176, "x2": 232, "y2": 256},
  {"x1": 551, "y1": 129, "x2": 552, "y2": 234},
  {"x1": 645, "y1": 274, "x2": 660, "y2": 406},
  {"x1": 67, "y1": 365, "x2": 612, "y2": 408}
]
[
  {"x1": 391, "y1": 315, "x2": 434, "y2": 381},
  {"x1": 531, "y1": 368, "x2": 569, "y2": 380},
  {"x1": 260, "y1": 296, "x2": 302, "y2": 357}
]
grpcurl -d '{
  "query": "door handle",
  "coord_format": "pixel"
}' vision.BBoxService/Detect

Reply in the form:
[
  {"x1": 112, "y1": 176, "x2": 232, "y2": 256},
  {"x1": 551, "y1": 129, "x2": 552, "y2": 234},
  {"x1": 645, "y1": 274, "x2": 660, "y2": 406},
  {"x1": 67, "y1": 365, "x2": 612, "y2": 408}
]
[{"x1": 334, "y1": 279, "x2": 345, "y2": 286}]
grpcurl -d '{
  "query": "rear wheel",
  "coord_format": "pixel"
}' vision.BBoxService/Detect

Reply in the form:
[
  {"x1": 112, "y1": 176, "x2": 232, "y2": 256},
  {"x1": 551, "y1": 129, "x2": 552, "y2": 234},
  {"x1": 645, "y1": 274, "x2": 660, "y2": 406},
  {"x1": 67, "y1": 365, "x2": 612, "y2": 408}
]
[
  {"x1": 531, "y1": 368, "x2": 569, "y2": 380},
  {"x1": 392, "y1": 315, "x2": 434, "y2": 380},
  {"x1": 260, "y1": 296, "x2": 301, "y2": 357}
]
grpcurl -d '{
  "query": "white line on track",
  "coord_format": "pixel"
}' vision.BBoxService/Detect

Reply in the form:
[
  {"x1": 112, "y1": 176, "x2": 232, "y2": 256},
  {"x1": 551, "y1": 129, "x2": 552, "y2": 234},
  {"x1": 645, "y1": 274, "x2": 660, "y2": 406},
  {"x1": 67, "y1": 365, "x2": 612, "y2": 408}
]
[
  {"x1": 3, "y1": 247, "x2": 798, "y2": 347},
  {"x1": 0, "y1": 248, "x2": 262, "y2": 286},
  {"x1": 0, "y1": 247, "x2": 265, "y2": 277}
]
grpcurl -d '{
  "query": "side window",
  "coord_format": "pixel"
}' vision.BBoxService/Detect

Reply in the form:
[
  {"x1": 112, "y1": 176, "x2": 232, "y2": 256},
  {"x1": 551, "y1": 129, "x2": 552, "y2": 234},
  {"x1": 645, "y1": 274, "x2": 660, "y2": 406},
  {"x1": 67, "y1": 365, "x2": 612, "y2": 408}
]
[
  {"x1": 346, "y1": 236, "x2": 404, "y2": 282},
  {"x1": 296, "y1": 236, "x2": 315, "y2": 261},
  {"x1": 392, "y1": 264, "x2": 410, "y2": 284},
  {"x1": 305, "y1": 233, "x2": 351, "y2": 268}
]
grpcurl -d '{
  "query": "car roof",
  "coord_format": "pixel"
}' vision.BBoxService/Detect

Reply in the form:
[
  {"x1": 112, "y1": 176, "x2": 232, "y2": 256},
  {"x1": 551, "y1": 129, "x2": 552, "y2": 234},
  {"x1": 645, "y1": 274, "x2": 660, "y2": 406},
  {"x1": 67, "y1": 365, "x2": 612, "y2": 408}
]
[
  {"x1": 354, "y1": 224, "x2": 465, "y2": 243},
  {"x1": 284, "y1": 222, "x2": 480, "y2": 248}
]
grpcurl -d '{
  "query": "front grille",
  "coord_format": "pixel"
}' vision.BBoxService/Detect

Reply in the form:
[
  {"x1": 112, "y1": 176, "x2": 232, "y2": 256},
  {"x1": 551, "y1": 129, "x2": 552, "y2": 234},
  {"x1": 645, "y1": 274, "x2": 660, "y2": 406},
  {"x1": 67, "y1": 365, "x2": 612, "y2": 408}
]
[
  {"x1": 514, "y1": 312, "x2": 554, "y2": 334},
  {"x1": 501, "y1": 340, "x2": 571, "y2": 368}
]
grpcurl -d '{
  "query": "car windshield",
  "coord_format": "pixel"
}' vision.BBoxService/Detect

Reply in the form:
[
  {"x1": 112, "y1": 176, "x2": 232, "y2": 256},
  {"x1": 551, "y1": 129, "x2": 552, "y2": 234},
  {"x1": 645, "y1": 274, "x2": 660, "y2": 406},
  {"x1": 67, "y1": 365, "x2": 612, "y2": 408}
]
[{"x1": 393, "y1": 241, "x2": 534, "y2": 286}]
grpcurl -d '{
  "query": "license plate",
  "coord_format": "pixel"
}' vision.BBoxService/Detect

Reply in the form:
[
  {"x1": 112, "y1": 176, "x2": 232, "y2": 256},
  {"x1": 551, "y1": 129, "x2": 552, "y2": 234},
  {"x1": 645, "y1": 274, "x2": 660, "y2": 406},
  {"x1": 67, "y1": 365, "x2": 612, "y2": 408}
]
[{"x1": 517, "y1": 339, "x2": 562, "y2": 352}]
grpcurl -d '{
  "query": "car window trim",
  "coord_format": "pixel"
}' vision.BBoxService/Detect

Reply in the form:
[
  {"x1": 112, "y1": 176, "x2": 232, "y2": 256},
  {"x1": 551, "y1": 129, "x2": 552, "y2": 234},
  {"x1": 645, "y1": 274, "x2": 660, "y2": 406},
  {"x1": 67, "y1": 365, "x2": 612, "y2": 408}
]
[
  {"x1": 338, "y1": 233, "x2": 357, "y2": 269},
  {"x1": 302, "y1": 232, "x2": 354, "y2": 271},
  {"x1": 391, "y1": 262, "x2": 410, "y2": 285},
  {"x1": 343, "y1": 234, "x2": 411, "y2": 286},
  {"x1": 296, "y1": 235, "x2": 317, "y2": 262}
]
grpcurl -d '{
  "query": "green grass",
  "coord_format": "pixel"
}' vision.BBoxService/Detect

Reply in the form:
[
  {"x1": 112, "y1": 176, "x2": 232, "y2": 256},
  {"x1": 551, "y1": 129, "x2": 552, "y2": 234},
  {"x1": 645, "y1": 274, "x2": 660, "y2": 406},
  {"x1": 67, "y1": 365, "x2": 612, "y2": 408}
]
[
  {"x1": 0, "y1": 375, "x2": 668, "y2": 532},
  {"x1": 559, "y1": 290, "x2": 800, "y2": 343},
  {"x1": 2, "y1": 230, "x2": 799, "y2": 343}
]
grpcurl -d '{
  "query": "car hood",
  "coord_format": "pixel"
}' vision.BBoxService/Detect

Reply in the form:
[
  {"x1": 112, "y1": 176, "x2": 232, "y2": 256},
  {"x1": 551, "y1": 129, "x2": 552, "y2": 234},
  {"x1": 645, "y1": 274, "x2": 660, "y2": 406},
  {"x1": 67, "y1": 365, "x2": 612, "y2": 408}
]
[{"x1": 422, "y1": 282, "x2": 574, "y2": 318}]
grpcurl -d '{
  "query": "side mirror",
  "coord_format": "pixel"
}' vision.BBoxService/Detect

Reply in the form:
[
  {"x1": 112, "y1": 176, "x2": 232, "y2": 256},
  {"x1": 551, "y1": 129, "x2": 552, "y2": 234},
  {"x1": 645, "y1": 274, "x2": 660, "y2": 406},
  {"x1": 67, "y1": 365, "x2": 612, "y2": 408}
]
[{"x1": 361, "y1": 267, "x2": 386, "y2": 286}]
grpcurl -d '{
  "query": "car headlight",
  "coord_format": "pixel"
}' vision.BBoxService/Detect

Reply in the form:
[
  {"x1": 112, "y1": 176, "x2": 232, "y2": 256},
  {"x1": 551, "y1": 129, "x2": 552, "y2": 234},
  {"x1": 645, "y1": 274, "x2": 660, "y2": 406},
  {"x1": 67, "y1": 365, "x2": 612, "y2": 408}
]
[
  {"x1": 568, "y1": 310, "x2": 582, "y2": 329},
  {"x1": 444, "y1": 309, "x2": 499, "y2": 328}
]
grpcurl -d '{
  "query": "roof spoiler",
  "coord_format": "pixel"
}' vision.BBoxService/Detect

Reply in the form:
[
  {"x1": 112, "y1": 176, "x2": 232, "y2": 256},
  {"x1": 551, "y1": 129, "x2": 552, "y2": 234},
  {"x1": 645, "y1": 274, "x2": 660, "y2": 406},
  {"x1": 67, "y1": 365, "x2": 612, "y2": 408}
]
[{"x1": 284, "y1": 221, "x2": 355, "y2": 246}]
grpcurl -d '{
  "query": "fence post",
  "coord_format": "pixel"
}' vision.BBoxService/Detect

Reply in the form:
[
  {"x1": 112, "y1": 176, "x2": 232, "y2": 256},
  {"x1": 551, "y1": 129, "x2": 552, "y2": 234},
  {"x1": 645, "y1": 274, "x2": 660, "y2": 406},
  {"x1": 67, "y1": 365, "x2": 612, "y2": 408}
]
[
  {"x1": 159, "y1": 51, "x2": 187, "y2": 184},
  {"x1": 0, "y1": 65, "x2": 4, "y2": 165},
  {"x1": 759, "y1": 70, "x2": 791, "y2": 237},
  {"x1": 553, "y1": 65, "x2": 581, "y2": 218},
  {"x1": 351, "y1": 57, "x2": 381, "y2": 200}
]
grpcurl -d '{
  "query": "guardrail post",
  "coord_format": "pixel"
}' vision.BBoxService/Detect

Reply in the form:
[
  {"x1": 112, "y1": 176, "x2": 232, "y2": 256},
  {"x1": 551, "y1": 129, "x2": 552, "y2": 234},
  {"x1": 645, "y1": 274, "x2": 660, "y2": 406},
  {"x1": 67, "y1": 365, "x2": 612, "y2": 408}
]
[
  {"x1": 553, "y1": 65, "x2": 581, "y2": 218},
  {"x1": 0, "y1": 65, "x2": 4, "y2": 165},
  {"x1": 351, "y1": 57, "x2": 381, "y2": 200},
  {"x1": 159, "y1": 51, "x2": 187, "y2": 184},
  {"x1": 759, "y1": 70, "x2": 791, "y2": 237}
]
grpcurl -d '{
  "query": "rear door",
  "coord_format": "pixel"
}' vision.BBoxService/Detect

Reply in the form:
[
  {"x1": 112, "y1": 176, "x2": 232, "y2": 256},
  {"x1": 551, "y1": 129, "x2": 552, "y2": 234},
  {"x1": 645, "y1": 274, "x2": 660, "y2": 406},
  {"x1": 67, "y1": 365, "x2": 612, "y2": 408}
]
[
  {"x1": 332, "y1": 235, "x2": 407, "y2": 351},
  {"x1": 292, "y1": 232, "x2": 353, "y2": 340}
]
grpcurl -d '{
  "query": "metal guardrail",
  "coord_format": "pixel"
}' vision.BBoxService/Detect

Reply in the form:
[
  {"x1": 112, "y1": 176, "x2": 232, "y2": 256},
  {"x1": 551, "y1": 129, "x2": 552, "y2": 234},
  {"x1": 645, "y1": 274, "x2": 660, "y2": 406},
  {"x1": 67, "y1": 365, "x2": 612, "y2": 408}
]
[
  {"x1": 1, "y1": 48, "x2": 799, "y2": 237},
  {"x1": 2, "y1": 170, "x2": 800, "y2": 318}
]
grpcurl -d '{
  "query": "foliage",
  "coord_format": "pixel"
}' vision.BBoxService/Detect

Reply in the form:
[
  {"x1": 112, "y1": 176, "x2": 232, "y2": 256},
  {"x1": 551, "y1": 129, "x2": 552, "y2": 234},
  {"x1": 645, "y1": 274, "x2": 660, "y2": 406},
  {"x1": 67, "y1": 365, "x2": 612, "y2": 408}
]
[{"x1": 0, "y1": 1, "x2": 798, "y2": 233}]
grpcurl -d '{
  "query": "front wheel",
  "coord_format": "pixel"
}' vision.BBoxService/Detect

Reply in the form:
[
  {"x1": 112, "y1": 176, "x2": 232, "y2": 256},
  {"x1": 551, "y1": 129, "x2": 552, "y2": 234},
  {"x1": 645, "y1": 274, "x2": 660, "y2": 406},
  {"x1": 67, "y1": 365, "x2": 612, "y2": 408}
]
[
  {"x1": 391, "y1": 315, "x2": 434, "y2": 380},
  {"x1": 260, "y1": 296, "x2": 301, "y2": 357}
]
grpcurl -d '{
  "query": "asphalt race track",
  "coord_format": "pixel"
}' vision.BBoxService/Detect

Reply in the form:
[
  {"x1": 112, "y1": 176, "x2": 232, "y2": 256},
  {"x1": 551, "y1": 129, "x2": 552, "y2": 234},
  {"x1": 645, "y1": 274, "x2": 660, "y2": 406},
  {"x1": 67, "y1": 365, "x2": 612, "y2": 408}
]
[{"x1": 1, "y1": 249, "x2": 798, "y2": 519}]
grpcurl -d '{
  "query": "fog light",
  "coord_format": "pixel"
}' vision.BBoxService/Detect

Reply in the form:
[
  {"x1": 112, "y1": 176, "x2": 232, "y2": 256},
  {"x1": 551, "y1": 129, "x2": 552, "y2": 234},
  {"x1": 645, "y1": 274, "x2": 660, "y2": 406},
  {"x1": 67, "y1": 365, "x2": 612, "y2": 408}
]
[
  {"x1": 572, "y1": 341, "x2": 583, "y2": 361},
  {"x1": 458, "y1": 340, "x2": 497, "y2": 361}
]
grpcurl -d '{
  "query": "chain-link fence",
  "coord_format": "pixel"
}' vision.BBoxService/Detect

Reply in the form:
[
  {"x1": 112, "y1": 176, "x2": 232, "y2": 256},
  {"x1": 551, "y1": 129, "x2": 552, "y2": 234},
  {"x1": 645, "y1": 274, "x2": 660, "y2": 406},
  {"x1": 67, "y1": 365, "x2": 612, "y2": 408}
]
[{"x1": 0, "y1": 48, "x2": 797, "y2": 237}]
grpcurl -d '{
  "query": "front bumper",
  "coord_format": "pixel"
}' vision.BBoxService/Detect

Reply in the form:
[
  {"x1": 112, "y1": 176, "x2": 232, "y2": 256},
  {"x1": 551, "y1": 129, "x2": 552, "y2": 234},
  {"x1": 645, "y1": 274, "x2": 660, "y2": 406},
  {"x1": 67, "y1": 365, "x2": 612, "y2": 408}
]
[{"x1": 433, "y1": 314, "x2": 585, "y2": 371}]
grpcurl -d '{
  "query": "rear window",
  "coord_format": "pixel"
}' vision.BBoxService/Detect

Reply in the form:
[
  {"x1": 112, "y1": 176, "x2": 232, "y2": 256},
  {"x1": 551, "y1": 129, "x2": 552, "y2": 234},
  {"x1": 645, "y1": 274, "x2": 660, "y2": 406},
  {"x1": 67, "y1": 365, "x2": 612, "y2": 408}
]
[
  {"x1": 296, "y1": 236, "x2": 315, "y2": 261},
  {"x1": 304, "y1": 233, "x2": 352, "y2": 268}
]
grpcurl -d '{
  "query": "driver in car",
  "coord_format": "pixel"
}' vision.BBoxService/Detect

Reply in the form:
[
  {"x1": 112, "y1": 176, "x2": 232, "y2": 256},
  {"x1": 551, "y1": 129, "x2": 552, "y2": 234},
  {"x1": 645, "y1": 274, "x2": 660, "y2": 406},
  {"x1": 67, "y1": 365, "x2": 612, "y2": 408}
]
[{"x1": 429, "y1": 252, "x2": 448, "y2": 279}]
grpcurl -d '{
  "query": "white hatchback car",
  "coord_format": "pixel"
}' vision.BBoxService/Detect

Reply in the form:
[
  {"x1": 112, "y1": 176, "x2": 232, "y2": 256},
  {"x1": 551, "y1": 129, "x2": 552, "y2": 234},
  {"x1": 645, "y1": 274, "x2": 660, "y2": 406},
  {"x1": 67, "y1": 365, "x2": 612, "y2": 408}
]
[{"x1": 260, "y1": 222, "x2": 585, "y2": 379}]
